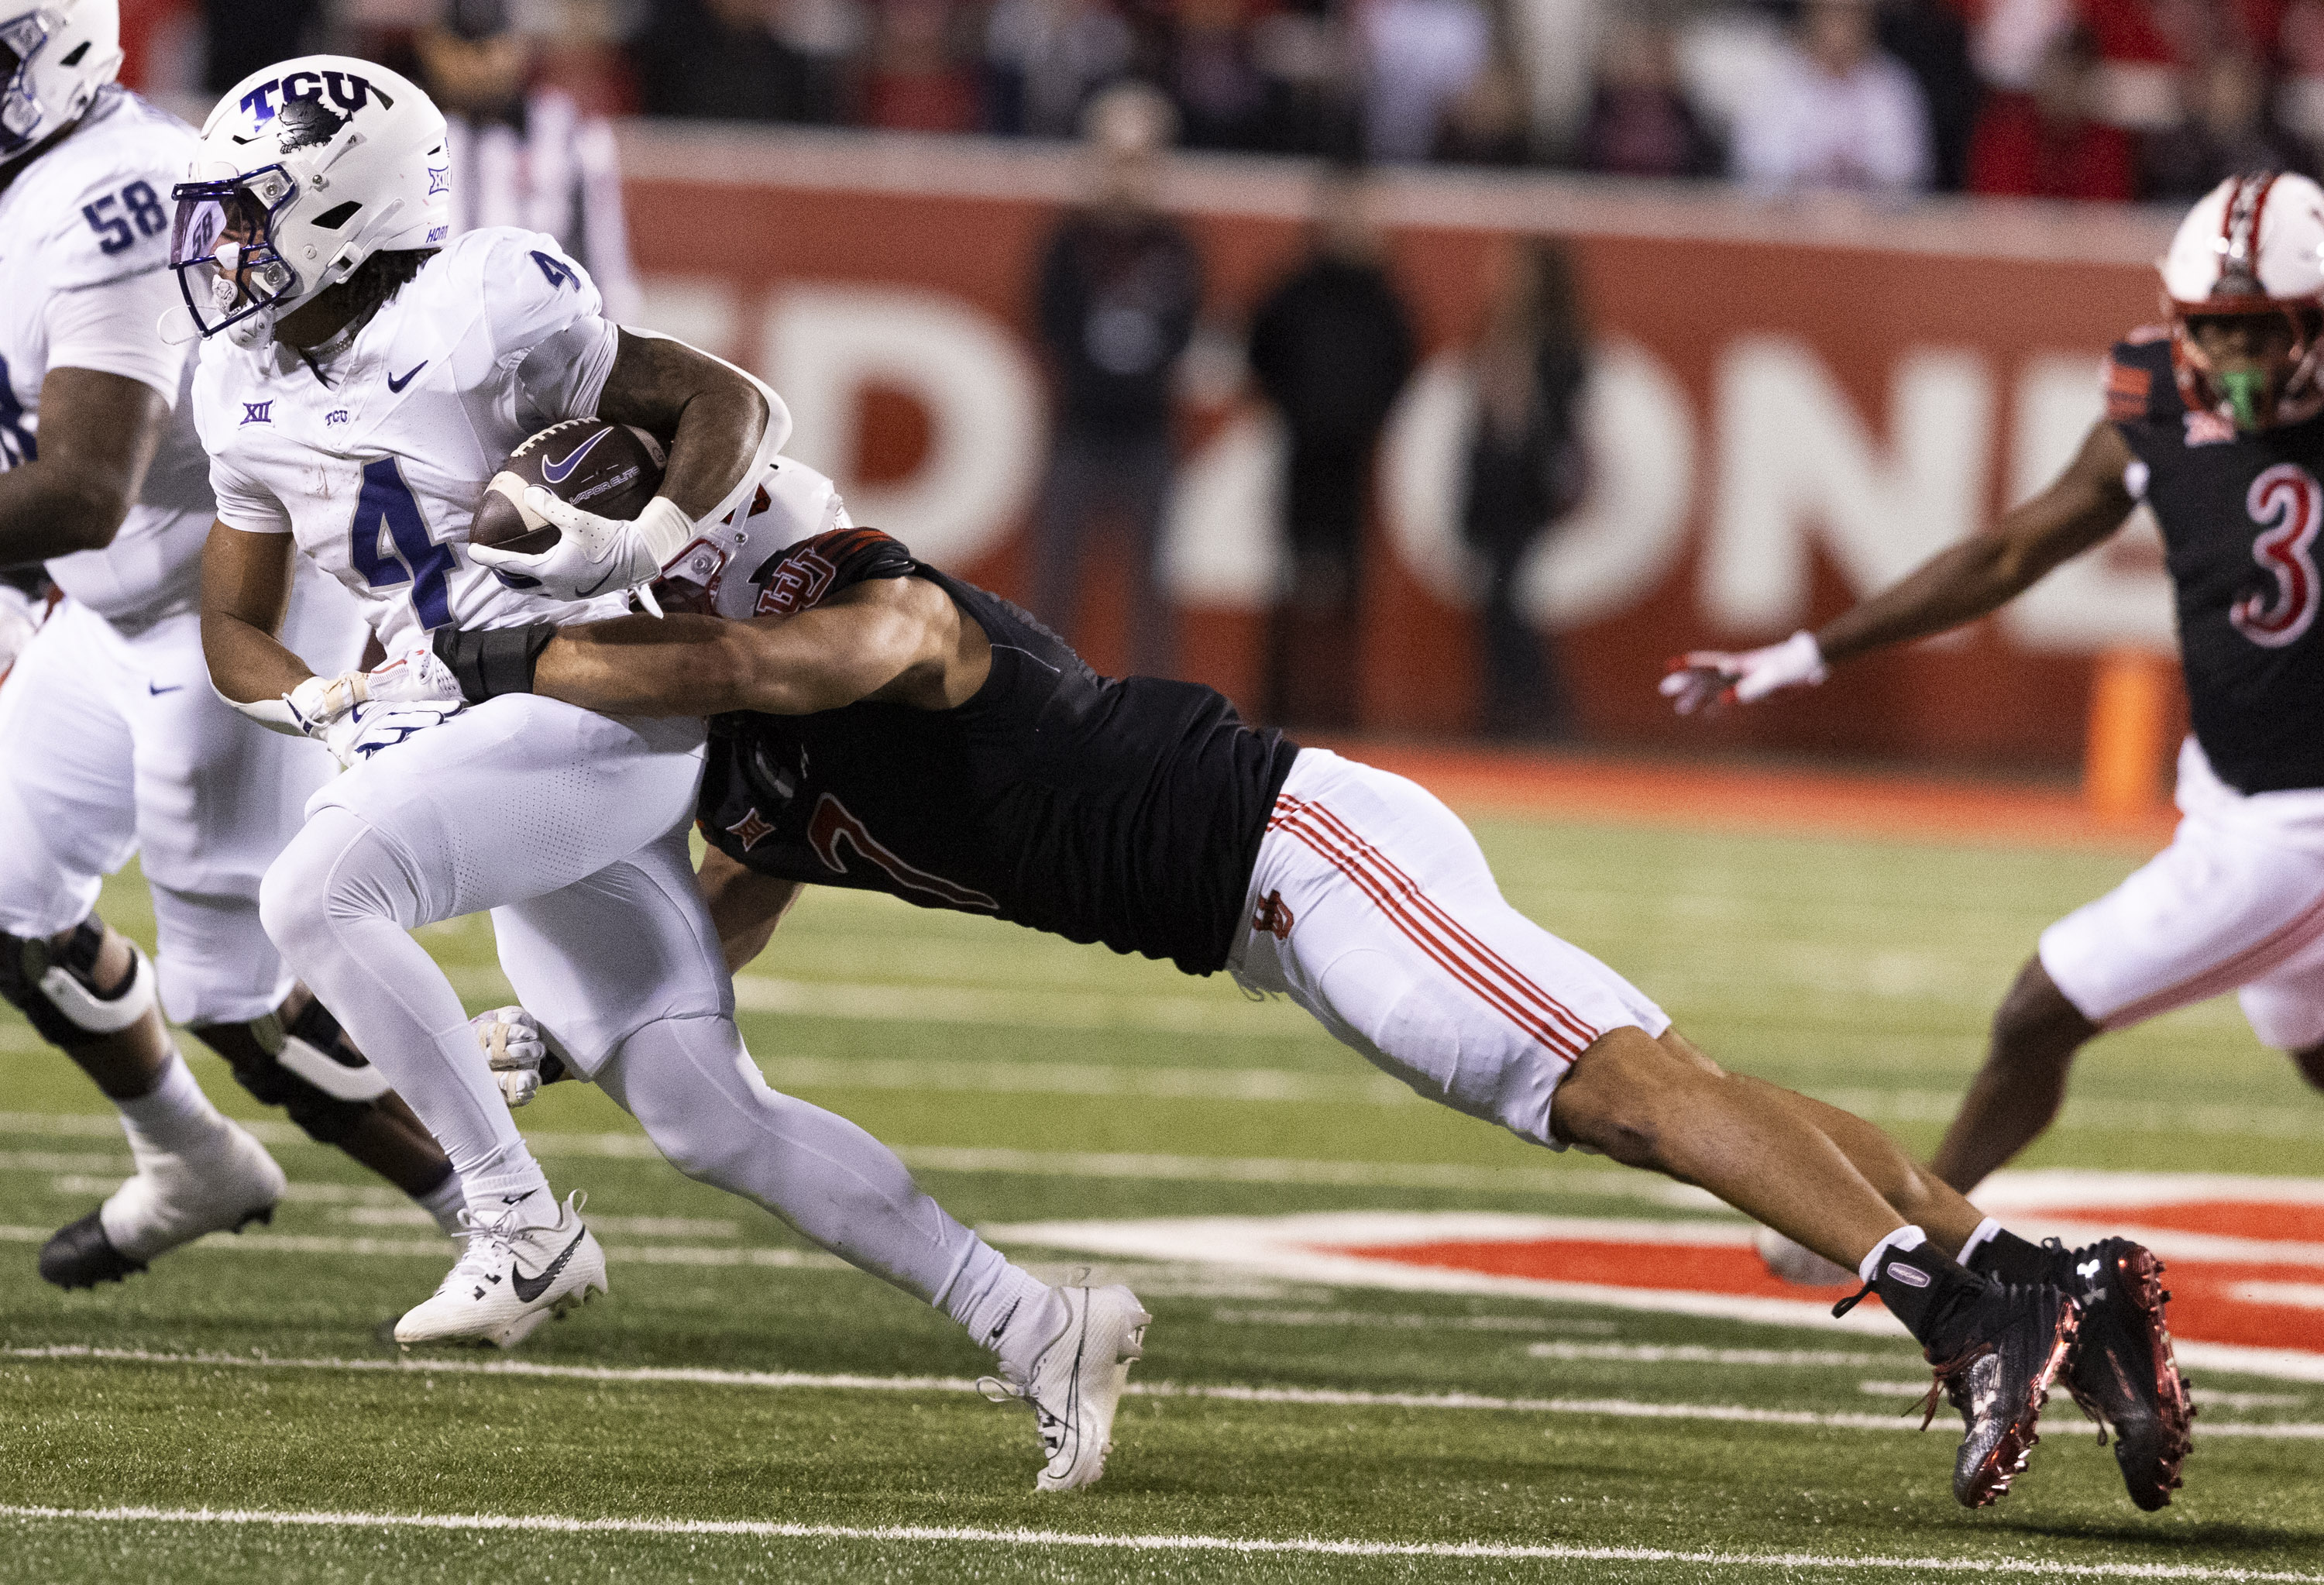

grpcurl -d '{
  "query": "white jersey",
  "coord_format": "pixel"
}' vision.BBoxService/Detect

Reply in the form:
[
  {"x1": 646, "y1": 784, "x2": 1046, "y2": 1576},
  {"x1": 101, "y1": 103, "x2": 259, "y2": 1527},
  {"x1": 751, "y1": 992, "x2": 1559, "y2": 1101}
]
[
  {"x1": 192, "y1": 226, "x2": 626, "y2": 658},
  {"x1": 0, "y1": 87, "x2": 215, "y2": 628}
]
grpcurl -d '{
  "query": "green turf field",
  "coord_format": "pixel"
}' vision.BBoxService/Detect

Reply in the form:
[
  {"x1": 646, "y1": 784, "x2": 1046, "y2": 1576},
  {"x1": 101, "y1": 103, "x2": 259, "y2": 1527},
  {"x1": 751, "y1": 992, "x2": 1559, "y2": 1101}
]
[{"x1": 3, "y1": 815, "x2": 2319, "y2": 1583}]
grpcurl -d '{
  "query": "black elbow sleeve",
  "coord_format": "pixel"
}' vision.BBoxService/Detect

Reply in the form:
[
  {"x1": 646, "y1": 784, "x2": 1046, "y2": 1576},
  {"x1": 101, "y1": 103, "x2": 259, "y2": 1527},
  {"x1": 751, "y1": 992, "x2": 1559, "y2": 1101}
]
[{"x1": 432, "y1": 623, "x2": 557, "y2": 703}]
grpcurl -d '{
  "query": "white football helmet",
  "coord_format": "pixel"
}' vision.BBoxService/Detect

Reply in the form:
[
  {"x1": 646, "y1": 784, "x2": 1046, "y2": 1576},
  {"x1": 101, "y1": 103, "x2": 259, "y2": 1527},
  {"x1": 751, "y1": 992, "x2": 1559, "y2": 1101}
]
[
  {"x1": 660, "y1": 455, "x2": 854, "y2": 620},
  {"x1": 0, "y1": 1, "x2": 122, "y2": 159},
  {"x1": 169, "y1": 56, "x2": 449, "y2": 347},
  {"x1": 2160, "y1": 171, "x2": 2324, "y2": 430}
]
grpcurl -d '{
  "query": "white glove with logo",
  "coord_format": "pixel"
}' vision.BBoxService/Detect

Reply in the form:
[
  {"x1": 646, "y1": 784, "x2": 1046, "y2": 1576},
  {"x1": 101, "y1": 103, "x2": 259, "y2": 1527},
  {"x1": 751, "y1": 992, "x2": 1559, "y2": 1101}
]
[
  {"x1": 322, "y1": 701, "x2": 459, "y2": 767},
  {"x1": 466, "y1": 490, "x2": 694, "y2": 606},
  {"x1": 0, "y1": 583, "x2": 42, "y2": 678},
  {"x1": 1659, "y1": 631, "x2": 1830, "y2": 716},
  {"x1": 471, "y1": 1004, "x2": 569, "y2": 1108},
  {"x1": 283, "y1": 645, "x2": 466, "y2": 766}
]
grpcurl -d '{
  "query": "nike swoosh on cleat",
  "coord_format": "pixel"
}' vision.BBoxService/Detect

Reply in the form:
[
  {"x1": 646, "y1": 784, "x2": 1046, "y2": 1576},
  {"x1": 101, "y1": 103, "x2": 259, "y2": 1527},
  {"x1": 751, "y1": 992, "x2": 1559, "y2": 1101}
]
[
  {"x1": 510, "y1": 1227, "x2": 588, "y2": 1305},
  {"x1": 387, "y1": 361, "x2": 428, "y2": 393},
  {"x1": 540, "y1": 429, "x2": 610, "y2": 484}
]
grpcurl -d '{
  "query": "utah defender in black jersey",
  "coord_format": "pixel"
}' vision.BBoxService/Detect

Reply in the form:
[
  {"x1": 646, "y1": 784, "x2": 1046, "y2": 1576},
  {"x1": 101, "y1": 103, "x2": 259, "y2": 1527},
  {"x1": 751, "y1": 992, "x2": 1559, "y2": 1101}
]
[
  {"x1": 431, "y1": 504, "x2": 2186, "y2": 1511},
  {"x1": 1660, "y1": 177, "x2": 2324, "y2": 1509}
]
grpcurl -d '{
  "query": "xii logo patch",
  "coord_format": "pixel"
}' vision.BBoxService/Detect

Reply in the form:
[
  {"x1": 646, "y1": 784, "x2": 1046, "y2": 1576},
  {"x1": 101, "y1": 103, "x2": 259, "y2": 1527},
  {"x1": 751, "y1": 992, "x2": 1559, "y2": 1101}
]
[
  {"x1": 724, "y1": 806, "x2": 776, "y2": 850},
  {"x1": 241, "y1": 401, "x2": 272, "y2": 425}
]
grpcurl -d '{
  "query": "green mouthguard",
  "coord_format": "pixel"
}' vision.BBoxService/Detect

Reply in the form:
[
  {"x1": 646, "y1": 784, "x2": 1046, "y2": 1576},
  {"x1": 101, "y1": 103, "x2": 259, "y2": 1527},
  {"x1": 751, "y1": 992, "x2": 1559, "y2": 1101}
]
[{"x1": 2221, "y1": 366, "x2": 2269, "y2": 429}]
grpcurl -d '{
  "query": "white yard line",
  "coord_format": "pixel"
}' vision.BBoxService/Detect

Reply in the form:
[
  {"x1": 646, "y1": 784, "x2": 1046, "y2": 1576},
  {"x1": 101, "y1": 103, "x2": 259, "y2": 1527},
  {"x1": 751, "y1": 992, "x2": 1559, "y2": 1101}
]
[
  {"x1": 8, "y1": 1346, "x2": 2319, "y2": 1437},
  {"x1": 0, "y1": 1226, "x2": 830, "y2": 1267},
  {"x1": 0, "y1": 1503, "x2": 2315, "y2": 1580}
]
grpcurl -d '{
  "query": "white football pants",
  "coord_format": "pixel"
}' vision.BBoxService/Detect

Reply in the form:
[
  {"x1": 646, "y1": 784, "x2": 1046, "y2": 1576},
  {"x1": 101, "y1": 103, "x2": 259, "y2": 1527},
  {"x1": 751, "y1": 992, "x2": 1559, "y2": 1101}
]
[
  {"x1": 0, "y1": 584, "x2": 363, "y2": 1024},
  {"x1": 257, "y1": 693, "x2": 998, "y2": 1308},
  {"x1": 1230, "y1": 749, "x2": 1669, "y2": 1148}
]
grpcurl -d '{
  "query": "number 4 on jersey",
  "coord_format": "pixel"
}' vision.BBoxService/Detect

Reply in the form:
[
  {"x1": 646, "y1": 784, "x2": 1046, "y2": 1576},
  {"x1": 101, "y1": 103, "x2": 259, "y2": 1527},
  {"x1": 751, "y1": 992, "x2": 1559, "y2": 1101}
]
[{"x1": 348, "y1": 459, "x2": 457, "y2": 628}]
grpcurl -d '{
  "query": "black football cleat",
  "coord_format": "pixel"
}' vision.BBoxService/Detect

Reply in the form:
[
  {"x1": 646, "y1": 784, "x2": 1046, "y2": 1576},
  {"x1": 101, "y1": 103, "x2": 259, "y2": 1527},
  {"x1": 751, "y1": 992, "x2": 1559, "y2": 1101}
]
[
  {"x1": 1913, "y1": 1280, "x2": 2082, "y2": 1508},
  {"x1": 2053, "y1": 1238, "x2": 2195, "y2": 1510},
  {"x1": 38, "y1": 1211, "x2": 149, "y2": 1290}
]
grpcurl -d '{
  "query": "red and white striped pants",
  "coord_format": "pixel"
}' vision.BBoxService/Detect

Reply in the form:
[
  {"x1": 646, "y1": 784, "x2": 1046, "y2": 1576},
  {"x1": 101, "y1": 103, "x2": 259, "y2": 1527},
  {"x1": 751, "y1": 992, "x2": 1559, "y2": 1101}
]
[{"x1": 1228, "y1": 749, "x2": 1669, "y2": 1149}]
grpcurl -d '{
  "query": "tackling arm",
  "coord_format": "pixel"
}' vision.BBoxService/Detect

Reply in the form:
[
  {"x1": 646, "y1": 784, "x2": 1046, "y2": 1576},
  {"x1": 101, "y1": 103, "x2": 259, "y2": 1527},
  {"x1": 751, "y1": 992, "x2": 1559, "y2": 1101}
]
[
  {"x1": 526, "y1": 576, "x2": 989, "y2": 717},
  {"x1": 0, "y1": 368, "x2": 170, "y2": 563}
]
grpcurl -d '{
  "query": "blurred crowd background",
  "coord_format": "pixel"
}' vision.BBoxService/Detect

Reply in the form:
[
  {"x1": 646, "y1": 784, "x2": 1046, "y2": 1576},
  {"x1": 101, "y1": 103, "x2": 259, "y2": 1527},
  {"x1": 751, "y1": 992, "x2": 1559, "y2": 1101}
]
[{"x1": 120, "y1": 0, "x2": 2324, "y2": 205}]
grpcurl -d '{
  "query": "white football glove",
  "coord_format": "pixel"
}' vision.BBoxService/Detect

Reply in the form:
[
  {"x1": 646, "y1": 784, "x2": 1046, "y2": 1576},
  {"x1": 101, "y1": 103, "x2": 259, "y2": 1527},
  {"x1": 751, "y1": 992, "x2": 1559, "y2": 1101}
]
[
  {"x1": 0, "y1": 583, "x2": 42, "y2": 677},
  {"x1": 466, "y1": 489, "x2": 695, "y2": 605},
  {"x1": 471, "y1": 1005, "x2": 569, "y2": 1109},
  {"x1": 321, "y1": 700, "x2": 459, "y2": 767},
  {"x1": 1659, "y1": 631, "x2": 1829, "y2": 716},
  {"x1": 359, "y1": 644, "x2": 468, "y2": 709}
]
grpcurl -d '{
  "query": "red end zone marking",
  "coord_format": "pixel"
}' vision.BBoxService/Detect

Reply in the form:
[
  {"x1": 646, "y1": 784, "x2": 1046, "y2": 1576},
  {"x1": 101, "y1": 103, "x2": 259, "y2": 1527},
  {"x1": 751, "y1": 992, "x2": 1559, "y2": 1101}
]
[{"x1": 2042, "y1": 1201, "x2": 2324, "y2": 1243}]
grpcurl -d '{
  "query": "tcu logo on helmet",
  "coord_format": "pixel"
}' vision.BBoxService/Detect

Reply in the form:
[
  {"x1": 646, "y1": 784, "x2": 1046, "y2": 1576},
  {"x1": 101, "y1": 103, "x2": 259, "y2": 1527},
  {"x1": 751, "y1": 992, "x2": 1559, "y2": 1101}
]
[
  {"x1": 238, "y1": 70, "x2": 386, "y2": 125},
  {"x1": 2234, "y1": 462, "x2": 2324, "y2": 648}
]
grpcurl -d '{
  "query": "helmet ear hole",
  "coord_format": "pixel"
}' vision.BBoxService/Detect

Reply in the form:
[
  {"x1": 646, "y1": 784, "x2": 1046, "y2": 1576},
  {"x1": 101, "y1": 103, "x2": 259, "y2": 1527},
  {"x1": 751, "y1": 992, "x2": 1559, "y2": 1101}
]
[
  {"x1": 60, "y1": 42, "x2": 88, "y2": 66},
  {"x1": 313, "y1": 201, "x2": 361, "y2": 229}
]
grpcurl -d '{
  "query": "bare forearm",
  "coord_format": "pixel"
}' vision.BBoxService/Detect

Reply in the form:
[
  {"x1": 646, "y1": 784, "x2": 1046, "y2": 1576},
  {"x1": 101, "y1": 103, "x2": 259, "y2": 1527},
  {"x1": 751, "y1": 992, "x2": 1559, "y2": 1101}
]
[
  {"x1": 0, "y1": 462, "x2": 129, "y2": 561},
  {"x1": 201, "y1": 609, "x2": 313, "y2": 703},
  {"x1": 597, "y1": 333, "x2": 770, "y2": 520},
  {"x1": 533, "y1": 616, "x2": 770, "y2": 716},
  {"x1": 1813, "y1": 536, "x2": 2054, "y2": 664}
]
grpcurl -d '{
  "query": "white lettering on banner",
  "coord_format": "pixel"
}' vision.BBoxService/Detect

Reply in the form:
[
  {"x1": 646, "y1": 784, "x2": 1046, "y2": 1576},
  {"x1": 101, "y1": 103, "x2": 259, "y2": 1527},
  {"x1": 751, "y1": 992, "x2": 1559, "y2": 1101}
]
[
  {"x1": 1707, "y1": 339, "x2": 1992, "y2": 632},
  {"x1": 1162, "y1": 407, "x2": 1287, "y2": 607},
  {"x1": 1381, "y1": 340, "x2": 1694, "y2": 628},
  {"x1": 1999, "y1": 353, "x2": 2175, "y2": 653},
  {"x1": 634, "y1": 276, "x2": 744, "y2": 361},
  {"x1": 760, "y1": 286, "x2": 1043, "y2": 566}
]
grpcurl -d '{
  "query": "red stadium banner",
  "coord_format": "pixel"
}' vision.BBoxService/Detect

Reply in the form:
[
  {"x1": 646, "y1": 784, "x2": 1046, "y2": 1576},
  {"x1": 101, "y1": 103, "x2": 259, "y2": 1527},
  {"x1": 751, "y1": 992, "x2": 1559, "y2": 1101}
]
[{"x1": 618, "y1": 128, "x2": 2182, "y2": 774}]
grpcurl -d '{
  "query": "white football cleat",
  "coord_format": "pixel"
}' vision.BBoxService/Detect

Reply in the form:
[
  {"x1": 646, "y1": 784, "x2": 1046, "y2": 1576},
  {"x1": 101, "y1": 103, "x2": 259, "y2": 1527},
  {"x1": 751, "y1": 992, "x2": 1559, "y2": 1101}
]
[
  {"x1": 40, "y1": 1118, "x2": 286, "y2": 1289},
  {"x1": 394, "y1": 1190, "x2": 607, "y2": 1348},
  {"x1": 982, "y1": 1283, "x2": 1152, "y2": 1492},
  {"x1": 1756, "y1": 1224, "x2": 1856, "y2": 1287}
]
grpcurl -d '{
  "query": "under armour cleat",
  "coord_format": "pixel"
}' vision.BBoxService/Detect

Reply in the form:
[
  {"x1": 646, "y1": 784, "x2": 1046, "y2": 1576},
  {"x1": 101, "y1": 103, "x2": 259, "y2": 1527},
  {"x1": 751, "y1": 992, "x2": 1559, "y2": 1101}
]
[
  {"x1": 981, "y1": 1283, "x2": 1151, "y2": 1492},
  {"x1": 393, "y1": 1190, "x2": 606, "y2": 1348},
  {"x1": 39, "y1": 1119, "x2": 284, "y2": 1290},
  {"x1": 1914, "y1": 1280, "x2": 2082, "y2": 1508},
  {"x1": 2047, "y1": 1238, "x2": 2195, "y2": 1510}
]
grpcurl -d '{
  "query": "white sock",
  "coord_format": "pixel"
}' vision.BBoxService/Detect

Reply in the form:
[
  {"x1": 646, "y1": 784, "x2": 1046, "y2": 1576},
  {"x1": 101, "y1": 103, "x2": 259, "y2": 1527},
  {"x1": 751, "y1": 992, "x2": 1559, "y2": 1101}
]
[
  {"x1": 414, "y1": 1174, "x2": 468, "y2": 1236},
  {"x1": 462, "y1": 1143, "x2": 556, "y2": 1229},
  {"x1": 950, "y1": 1250, "x2": 1061, "y2": 1372},
  {"x1": 1857, "y1": 1223, "x2": 1928, "y2": 1285},
  {"x1": 115, "y1": 1050, "x2": 232, "y2": 1157},
  {"x1": 1955, "y1": 1215, "x2": 2003, "y2": 1271}
]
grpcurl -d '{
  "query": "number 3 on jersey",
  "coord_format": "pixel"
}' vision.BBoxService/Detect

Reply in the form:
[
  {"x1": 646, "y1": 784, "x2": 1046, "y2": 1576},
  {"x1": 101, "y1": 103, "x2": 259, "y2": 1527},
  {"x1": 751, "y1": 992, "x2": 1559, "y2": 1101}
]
[
  {"x1": 2236, "y1": 463, "x2": 2324, "y2": 649},
  {"x1": 349, "y1": 459, "x2": 456, "y2": 628}
]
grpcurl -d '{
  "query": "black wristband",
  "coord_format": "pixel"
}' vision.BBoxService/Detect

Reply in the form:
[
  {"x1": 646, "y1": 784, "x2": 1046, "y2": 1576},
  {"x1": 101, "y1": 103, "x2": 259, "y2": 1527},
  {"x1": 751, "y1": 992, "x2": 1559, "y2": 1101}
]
[{"x1": 431, "y1": 624, "x2": 557, "y2": 704}]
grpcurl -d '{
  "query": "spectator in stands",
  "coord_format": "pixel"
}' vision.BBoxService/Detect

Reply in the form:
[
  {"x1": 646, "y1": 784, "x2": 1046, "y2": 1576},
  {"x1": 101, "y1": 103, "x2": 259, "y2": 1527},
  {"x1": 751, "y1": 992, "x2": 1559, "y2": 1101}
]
[
  {"x1": 1966, "y1": 25, "x2": 2135, "y2": 200},
  {"x1": 2141, "y1": 50, "x2": 2312, "y2": 201},
  {"x1": 412, "y1": 0, "x2": 643, "y2": 320},
  {"x1": 985, "y1": 0, "x2": 1133, "y2": 136},
  {"x1": 1876, "y1": 0, "x2": 1982, "y2": 192},
  {"x1": 863, "y1": 0, "x2": 978, "y2": 131},
  {"x1": 1248, "y1": 0, "x2": 1365, "y2": 158},
  {"x1": 1462, "y1": 236, "x2": 1588, "y2": 742},
  {"x1": 1732, "y1": 0, "x2": 1933, "y2": 196},
  {"x1": 1576, "y1": 15, "x2": 1721, "y2": 179},
  {"x1": 1169, "y1": 0, "x2": 1273, "y2": 151},
  {"x1": 1359, "y1": 0, "x2": 1492, "y2": 162},
  {"x1": 634, "y1": 0, "x2": 827, "y2": 123},
  {"x1": 1247, "y1": 168, "x2": 1415, "y2": 728},
  {"x1": 1434, "y1": 51, "x2": 1535, "y2": 164},
  {"x1": 1029, "y1": 84, "x2": 1204, "y2": 676}
]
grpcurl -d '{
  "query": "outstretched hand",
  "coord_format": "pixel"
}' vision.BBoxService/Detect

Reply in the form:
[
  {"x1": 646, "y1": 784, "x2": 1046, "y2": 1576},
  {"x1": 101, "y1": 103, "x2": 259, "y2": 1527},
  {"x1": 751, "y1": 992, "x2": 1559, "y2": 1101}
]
[{"x1": 1659, "y1": 631, "x2": 1829, "y2": 716}]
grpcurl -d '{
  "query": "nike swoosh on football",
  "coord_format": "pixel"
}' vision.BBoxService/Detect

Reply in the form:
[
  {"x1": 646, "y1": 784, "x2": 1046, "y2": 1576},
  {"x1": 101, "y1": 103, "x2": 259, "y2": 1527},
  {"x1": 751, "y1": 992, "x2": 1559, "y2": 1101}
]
[
  {"x1": 510, "y1": 1226, "x2": 589, "y2": 1305},
  {"x1": 386, "y1": 361, "x2": 428, "y2": 393},
  {"x1": 540, "y1": 429, "x2": 610, "y2": 485}
]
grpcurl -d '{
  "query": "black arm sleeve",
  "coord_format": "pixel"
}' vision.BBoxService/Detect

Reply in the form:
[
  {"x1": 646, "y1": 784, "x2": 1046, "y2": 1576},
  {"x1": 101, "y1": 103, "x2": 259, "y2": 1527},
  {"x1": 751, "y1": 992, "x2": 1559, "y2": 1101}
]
[{"x1": 432, "y1": 623, "x2": 558, "y2": 703}]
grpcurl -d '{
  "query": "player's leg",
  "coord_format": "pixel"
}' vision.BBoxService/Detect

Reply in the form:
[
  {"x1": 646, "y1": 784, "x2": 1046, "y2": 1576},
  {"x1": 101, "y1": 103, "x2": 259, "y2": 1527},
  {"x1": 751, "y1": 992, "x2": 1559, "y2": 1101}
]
[
  {"x1": 1235, "y1": 749, "x2": 2087, "y2": 1506},
  {"x1": 0, "y1": 603, "x2": 285, "y2": 1285},
  {"x1": 123, "y1": 618, "x2": 462, "y2": 1230},
  {"x1": 1927, "y1": 957, "x2": 2099, "y2": 1194},
  {"x1": 500, "y1": 824, "x2": 1146, "y2": 1489},
  {"x1": 257, "y1": 698, "x2": 714, "y2": 1274}
]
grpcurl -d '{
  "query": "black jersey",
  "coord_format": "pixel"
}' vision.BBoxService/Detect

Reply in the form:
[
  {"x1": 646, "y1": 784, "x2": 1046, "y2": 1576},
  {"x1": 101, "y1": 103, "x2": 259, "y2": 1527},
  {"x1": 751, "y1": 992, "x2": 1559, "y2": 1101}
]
[
  {"x1": 698, "y1": 529, "x2": 1300, "y2": 975},
  {"x1": 2108, "y1": 329, "x2": 2324, "y2": 792}
]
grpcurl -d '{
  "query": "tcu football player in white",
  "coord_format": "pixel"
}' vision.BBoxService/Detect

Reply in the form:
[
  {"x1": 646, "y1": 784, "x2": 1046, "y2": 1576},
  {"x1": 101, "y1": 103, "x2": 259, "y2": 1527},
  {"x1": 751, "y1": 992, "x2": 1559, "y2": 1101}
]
[
  {"x1": 181, "y1": 56, "x2": 1143, "y2": 1488},
  {"x1": 0, "y1": 0, "x2": 462, "y2": 1291},
  {"x1": 1665, "y1": 173, "x2": 2324, "y2": 1509}
]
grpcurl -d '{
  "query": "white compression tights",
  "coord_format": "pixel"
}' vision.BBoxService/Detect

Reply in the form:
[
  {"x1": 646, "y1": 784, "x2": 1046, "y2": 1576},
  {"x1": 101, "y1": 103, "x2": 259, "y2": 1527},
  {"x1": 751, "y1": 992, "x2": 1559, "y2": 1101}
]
[{"x1": 261, "y1": 805, "x2": 1024, "y2": 1327}]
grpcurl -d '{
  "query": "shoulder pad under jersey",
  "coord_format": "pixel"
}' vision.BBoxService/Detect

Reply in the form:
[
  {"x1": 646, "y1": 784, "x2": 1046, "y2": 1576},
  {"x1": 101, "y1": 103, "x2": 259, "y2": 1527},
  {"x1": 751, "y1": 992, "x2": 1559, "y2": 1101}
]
[
  {"x1": 2104, "y1": 330, "x2": 2183, "y2": 427},
  {"x1": 19, "y1": 91, "x2": 196, "y2": 291}
]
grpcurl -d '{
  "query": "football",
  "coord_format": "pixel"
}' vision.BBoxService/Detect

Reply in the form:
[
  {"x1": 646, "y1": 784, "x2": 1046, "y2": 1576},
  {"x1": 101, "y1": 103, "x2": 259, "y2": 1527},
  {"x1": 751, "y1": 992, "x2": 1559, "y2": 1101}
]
[{"x1": 469, "y1": 418, "x2": 669, "y2": 555}]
